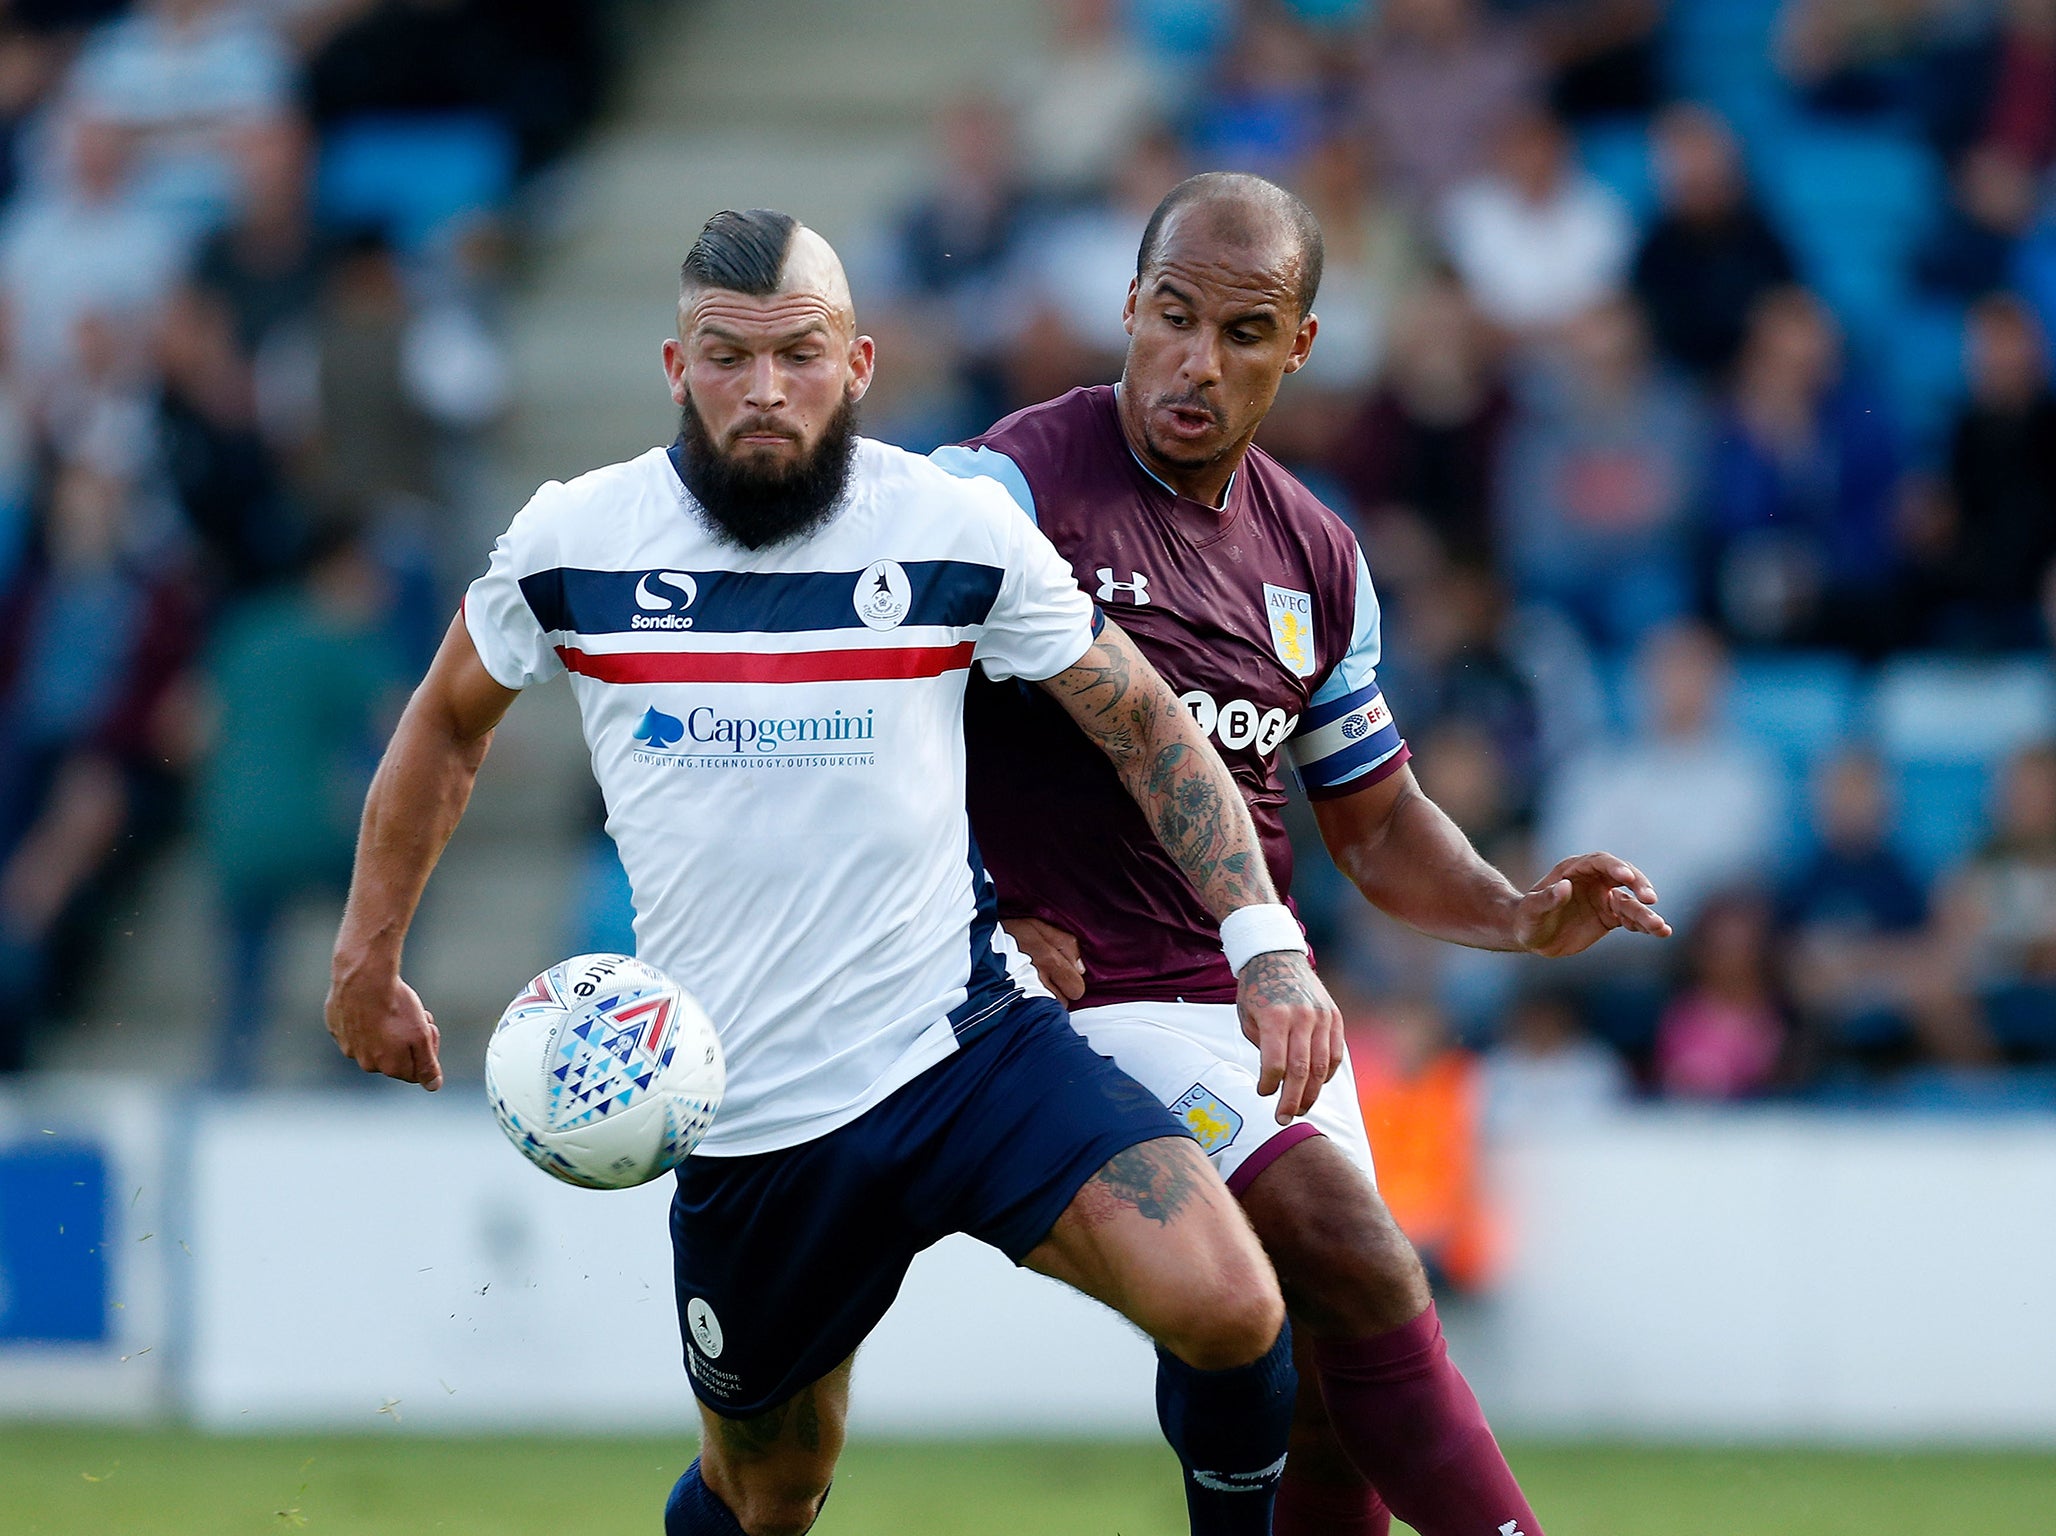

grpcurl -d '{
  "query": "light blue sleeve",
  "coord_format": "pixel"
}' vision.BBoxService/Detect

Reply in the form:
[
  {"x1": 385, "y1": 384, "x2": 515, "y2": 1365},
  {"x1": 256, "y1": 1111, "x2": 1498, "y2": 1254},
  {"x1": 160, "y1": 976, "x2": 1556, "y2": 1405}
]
[
  {"x1": 929, "y1": 444, "x2": 1038, "y2": 524},
  {"x1": 1307, "y1": 545, "x2": 1381, "y2": 707}
]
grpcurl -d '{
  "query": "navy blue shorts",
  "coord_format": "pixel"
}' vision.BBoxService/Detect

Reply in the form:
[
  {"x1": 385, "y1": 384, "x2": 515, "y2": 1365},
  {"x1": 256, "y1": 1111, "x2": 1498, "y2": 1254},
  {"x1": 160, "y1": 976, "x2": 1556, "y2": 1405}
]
[{"x1": 669, "y1": 993, "x2": 1188, "y2": 1417}]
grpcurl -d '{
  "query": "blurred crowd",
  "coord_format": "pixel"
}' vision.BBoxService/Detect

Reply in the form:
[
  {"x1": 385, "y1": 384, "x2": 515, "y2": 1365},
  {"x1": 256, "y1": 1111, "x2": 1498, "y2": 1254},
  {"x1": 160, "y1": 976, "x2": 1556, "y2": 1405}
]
[
  {"x1": 0, "y1": 0, "x2": 624, "y2": 1077},
  {"x1": 853, "y1": 0, "x2": 2056, "y2": 1160}
]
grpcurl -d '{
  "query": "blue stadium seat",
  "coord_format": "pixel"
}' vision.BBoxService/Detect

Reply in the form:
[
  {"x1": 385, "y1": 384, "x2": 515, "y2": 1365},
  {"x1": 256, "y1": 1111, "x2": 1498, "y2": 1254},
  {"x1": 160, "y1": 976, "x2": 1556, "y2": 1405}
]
[
  {"x1": 1759, "y1": 128, "x2": 1942, "y2": 350},
  {"x1": 1883, "y1": 298, "x2": 1967, "y2": 458},
  {"x1": 1576, "y1": 121, "x2": 1655, "y2": 224},
  {"x1": 1888, "y1": 758, "x2": 1992, "y2": 881},
  {"x1": 1873, "y1": 1066, "x2": 2056, "y2": 1115},
  {"x1": 1729, "y1": 651, "x2": 1862, "y2": 770},
  {"x1": 317, "y1": 114, "x2": 516, "y2": 252}
]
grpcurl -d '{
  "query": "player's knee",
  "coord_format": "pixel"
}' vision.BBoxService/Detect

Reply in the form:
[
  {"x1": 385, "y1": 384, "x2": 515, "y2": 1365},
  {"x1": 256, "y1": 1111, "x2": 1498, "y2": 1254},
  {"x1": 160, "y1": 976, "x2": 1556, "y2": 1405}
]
[
  {"x1": 1155, "y1": 1234, "x2": 1286, "y2": 1370},
  {"x1": 1266, "y1": 1196, "x2": 1429, "y2": 1337}
]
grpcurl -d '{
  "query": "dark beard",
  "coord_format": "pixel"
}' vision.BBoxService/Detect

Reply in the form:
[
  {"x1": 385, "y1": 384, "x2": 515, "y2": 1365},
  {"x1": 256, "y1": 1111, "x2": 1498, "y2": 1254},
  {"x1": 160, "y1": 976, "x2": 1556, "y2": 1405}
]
[{"x1": 674, "y1": 393, "x2": 859, "y2": 550}]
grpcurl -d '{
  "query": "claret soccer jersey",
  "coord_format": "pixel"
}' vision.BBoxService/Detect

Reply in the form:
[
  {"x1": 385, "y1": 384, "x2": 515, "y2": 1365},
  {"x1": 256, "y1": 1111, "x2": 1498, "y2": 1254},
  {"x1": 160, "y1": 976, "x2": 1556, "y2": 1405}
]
[
  {"x1": 465, "y1": 437, "x2": 1098, "y2": 1156},
  {"x1": 935, "y1": 384, "x2": 1408, "y2": 1010}
]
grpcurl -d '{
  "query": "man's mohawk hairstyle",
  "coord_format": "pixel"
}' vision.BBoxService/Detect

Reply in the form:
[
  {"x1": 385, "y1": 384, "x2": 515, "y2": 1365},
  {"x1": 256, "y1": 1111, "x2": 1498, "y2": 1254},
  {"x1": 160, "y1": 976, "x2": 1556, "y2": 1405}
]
[{"x1": 681, "y1": 208, "x2": 799, "y2": 297}]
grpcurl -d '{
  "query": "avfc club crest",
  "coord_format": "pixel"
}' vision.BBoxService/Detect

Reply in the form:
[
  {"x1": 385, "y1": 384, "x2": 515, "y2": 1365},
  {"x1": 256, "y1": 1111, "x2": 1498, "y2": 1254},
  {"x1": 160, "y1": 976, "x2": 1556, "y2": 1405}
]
[{"x1": 1263, "y1": 584, "x2": 1316, "y2": 677}]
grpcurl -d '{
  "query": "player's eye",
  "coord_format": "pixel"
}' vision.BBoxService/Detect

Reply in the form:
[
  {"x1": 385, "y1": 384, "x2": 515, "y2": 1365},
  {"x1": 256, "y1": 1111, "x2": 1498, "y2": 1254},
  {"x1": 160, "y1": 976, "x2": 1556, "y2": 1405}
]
[
  {"x1": 1163, "y1": 310, "x2": 1190, "y2": 327},
  {"x1": 1229, "y1": 329, "x2": 1260, "y2": 346}
]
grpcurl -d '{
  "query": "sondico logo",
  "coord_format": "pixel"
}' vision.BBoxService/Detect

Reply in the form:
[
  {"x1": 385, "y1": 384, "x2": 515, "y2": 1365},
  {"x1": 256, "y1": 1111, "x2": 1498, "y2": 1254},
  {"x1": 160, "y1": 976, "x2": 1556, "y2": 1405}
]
[
  {"x1": 632, "y1": 570, "x2": 697, "y2": 629},
  {"x1": 1096, "y1": 568, "x2": 1151, "y2": 606},
  {"x1": 1180, "y1": 690, "x2": 1296, "y2": 754}
]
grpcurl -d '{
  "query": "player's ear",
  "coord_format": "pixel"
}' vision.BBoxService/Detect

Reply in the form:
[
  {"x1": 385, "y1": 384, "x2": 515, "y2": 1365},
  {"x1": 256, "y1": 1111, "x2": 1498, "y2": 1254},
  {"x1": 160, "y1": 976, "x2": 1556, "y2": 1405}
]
[
  {"x1": 1281, "y1": 311, "x2": 1318, "y2": 375},
  {"x1": 662, "y1": 336, "x2": 688, "y2": 404},
  {"x1": 846, "y1": 333, "x2": 876, "y2": 403},
  {"x1": 1122, "y1": 277, "x2": 1140, "y2": 336}
]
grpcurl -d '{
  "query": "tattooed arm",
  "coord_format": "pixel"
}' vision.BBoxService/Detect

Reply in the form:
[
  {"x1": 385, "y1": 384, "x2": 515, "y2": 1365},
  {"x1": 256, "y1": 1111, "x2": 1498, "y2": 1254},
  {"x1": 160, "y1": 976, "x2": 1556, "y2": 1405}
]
[{"x1": 1036, "y1": 619, "x2": 1345, "y2": 1121}]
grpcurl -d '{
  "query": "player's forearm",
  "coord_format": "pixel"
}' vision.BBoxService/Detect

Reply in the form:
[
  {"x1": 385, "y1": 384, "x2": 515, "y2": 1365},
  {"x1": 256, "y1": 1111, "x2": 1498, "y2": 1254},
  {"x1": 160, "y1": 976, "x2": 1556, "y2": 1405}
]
[
  {"x1": 1040, "y1": 624, "x2": 1276, "y2": 920},
  {"x1": 1118, "y1": 709, "x2": 1278, "y2": 920},
  {"x1": 331, "y1": 695, "x2": 494, "y2": 979},
  {"x1": 1326, "y1": 777, "x2": 1527, "y2": 951}
]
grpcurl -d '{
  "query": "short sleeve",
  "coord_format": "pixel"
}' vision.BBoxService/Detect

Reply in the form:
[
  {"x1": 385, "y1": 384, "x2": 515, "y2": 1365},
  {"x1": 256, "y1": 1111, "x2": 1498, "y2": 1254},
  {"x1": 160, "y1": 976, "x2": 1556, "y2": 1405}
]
[
  {"x1": 1286, "y1": 543, "x2": 1408, "y2": 796},
  {"x1": 463, "y1": 485, "x2": 567, "y2": 691},
  {"x1": 970, "y1": 489, "x2": 1096, "y2": 683}
]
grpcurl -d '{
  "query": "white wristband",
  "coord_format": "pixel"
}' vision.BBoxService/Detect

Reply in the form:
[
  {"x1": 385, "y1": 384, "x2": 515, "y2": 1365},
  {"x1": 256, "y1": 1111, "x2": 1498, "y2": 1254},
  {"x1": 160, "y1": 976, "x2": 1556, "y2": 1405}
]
[{"x1": 1220, "y1": 903, "x2": 1307, "y2": 977}]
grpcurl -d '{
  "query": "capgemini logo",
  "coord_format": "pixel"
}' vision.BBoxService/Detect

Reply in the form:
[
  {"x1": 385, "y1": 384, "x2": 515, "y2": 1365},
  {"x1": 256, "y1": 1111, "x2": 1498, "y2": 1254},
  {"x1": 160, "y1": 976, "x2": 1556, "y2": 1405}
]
[{"x1": 633, "y1": 707, "x2": 685, "y2": 749}]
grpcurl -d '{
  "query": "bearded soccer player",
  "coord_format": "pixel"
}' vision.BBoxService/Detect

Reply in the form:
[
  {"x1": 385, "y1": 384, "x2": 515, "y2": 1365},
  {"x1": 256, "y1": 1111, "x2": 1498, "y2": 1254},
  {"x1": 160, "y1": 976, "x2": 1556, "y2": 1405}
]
[
  {"x1": 325, "y1": 209, "x2": 1347, "y2": 1536},
  {"x1": 935, "y1": 174, "x2": 1674, "y2": 1536}
]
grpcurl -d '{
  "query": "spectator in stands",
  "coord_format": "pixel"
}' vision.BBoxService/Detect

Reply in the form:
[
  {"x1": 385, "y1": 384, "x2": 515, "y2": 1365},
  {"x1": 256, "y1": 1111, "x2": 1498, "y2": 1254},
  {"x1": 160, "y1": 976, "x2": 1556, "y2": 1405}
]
[
  {"x1": 1780, "y1": 751, "x2": 1942, "y2": 1069},
  {"x1": 873, "y1": 94, "x2": 1041, "y2": 439},
  {"x1": 1934, "y1": 742, "x2": 2056, "y2": 1060},
  {"x1": 1705, "y1": 287, "x2": 1907, "y2": 654},
  {"x1": 1015, "y1": 0, "x2": 1177, "y2": 194},
  {"x1": 303, "y1": 0, "x2": 507, "y2": 135},
  {"x1": 1439, "y1": 104, "x2": 1635, "y2": 336},
  {"x1": 0, "y1": 113, "x2": 193, "y2": 387},
  {"x1": 1496, "y1": 295, "x2": 1703, "y2": 647},
  {"x1": 155, "y1": 285, "x2": 303, "y2": 593},
  {"x1": 1480, "y1": 986, "x2": 1629, "y2": 1135},
  {"x1": 1327, "y1": 271, "x2": 1511, "y2": 569},
  {"x1": 1924, "y1": 292, "x2": 2056, "y2": 650},
  {"x1": 1002, "y1": 128, "x2": 1185, "y2": 410},
  {"x1": 64, "y1": 0, "x2": 293, "y2": 229},
  {"x1": 1347, "y1": 991, "x2": 1500, "y2": 1292},
  {"x1": 1916, "y1": 141, "x2": 2041, "y2": 299},
  {"x1": 1356, "y1": 0, "x2": 1540, "y2": 204},
  {"x1": 0, "y1": 457, "x2": 198, "y2": 1071},
  {"x1": 1778, "y1": 0, "x2": 1942, "y2": 120},
  {"x1": 303, "y1": 227, "x2": 438, "y2": 532},
  {"x1": 1186, "y1": 7, "x2": 1327, "y2": 179},
  {"x1": 1631, "y1": 103, "x2": 1798, "y2": 382},
  {"x1": 1516, "y1": 0, "x2": 1665, "y2": 122},
  {"x1": 1979, "y1": 0, "x2": 2056, "y2": 174},
  {"x1": 1655, "y1": 889, "x2": 1792, "y2": 1099},
  {"x1": 1261, "y1": 131, "x2": 1428, "y2": 462},
  {"x1": 1538, "y1": 622, "x2": 1785, "y2": 938},
  {"x1": 196, "y1": 525, "x2": 401, "y2": 1087},
  {"x1": 190, "y1": 115, "x2": 329, "y2": 359}
]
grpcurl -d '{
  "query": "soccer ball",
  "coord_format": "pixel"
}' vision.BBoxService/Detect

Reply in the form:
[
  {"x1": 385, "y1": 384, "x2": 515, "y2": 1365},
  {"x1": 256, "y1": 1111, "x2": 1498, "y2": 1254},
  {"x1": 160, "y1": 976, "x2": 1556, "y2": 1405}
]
[{"x1": 485, "y1": 953, "x2": 724, "y2": 1190}]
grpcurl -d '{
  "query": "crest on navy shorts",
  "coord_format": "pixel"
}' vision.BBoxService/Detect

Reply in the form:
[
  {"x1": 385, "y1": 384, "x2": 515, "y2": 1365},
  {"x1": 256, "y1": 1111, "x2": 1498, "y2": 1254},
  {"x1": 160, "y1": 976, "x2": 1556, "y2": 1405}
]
[
  {"x1": 854, "y1": 560, "x2": 912, "y2": 630},
  {"x1": 1171, "y1": 1083, "x2": 1244, "y2": 1156},
  {"x1": 1263, "y1": 584, "x2": 1316, "y2": 677},
  {"x1": 687, "y1": 1297, "x2": 725, "y2": 1358}
]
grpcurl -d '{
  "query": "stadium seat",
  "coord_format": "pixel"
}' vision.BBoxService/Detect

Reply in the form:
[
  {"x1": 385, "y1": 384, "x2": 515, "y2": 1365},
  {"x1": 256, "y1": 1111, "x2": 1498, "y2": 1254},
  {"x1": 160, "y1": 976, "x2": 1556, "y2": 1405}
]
[
  {"x1": 1882, "y1": 298, "x2": 1968, "y2": 458},
  {"x1": 1873, "y1": 1065, "x2": 2056, "y2": 1115},
  {"x1": 1888, "y1": 758, "x2": 1992, "y2": 881},
  {"x1": 1759, "y1": 128, "x2": 1942, "y2": 352},
  {"x1": 1576, "y1": 121, "x2": 1656, "y2": 224},
  {"x1": 1729, "y1": 651, "x2": 1862, "y2": 771},
  {"x1": 1871, "y1": 656, "x2": 2056, "y2": 766},
  {"x1": 317, "y1": 114, "x2": 517, "y2": 252}
]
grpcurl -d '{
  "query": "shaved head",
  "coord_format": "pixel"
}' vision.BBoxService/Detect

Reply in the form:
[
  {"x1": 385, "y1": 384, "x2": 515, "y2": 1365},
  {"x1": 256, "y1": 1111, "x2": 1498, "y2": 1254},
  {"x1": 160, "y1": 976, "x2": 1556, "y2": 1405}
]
[
  {"x1": 678, "y1": 209, "x2": 855, "y2": 334},
  {"x1": 1135, "y1": 172, "x2": 1324, "y2": 319}
]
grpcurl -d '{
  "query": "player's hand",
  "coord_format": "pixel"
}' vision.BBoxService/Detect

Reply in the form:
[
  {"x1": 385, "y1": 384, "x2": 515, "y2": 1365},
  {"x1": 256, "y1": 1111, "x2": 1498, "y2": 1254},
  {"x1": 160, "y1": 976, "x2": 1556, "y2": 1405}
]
[
  {"x1": 1235, "y1": 951, "x2": 1345, "y2": 1124},
  {"x1": 1002, "y1": 916, "x2": 1087, "y2": 1002},
  {"x1": 1514, "y1": 852, "x2": 1672, "y2": 958},
  {"x1": 325, "y1": 964, "x2": 444, "y2": 1090}
]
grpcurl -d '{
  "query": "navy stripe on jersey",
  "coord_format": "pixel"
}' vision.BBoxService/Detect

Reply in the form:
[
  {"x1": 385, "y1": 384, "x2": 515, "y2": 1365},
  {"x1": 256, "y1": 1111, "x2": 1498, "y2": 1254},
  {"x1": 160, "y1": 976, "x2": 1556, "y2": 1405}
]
[
  {"x1": 518, "y1": 562, "x2": 1005, "y2": 637},
  {"x1": 949, "y1": 831, "x2": 1022, "y2": 1041}
]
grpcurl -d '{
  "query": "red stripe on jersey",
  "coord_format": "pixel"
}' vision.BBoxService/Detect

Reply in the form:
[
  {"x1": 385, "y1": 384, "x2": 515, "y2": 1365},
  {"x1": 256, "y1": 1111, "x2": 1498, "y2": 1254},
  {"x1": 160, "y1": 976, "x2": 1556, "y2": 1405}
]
[{"x1": 555, "y1": 641, "x2": 977, "y2": 684}]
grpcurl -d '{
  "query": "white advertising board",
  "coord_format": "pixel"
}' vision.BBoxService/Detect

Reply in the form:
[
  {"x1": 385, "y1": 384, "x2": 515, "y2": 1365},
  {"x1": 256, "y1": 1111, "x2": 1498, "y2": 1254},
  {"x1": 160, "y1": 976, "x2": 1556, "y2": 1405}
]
[
  {"x1": 184, "y1": 1094, "x2": 1156, "y2": 1433},
  {"x1": 1488, "y1": 1111, "x2": 2056, "y2": 1443}
]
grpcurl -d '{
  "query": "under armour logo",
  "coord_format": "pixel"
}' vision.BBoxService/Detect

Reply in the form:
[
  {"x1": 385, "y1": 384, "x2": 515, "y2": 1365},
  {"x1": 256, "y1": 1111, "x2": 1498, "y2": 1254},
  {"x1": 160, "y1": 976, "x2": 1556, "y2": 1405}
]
[
  {"x1": 1500, "y1": 1522, "x2": 1527, "y2": 1536},
  {"x1": 1095, "y1": 568, "x2": 1151, "y2": 605}
]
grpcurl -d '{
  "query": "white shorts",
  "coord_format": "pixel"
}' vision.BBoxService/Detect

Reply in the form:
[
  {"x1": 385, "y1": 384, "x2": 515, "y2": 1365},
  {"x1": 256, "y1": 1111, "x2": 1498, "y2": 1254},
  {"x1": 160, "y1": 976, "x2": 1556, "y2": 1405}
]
[{"x1": 1070, "y1": 1000, "x2": 1377, "y2": 1193}]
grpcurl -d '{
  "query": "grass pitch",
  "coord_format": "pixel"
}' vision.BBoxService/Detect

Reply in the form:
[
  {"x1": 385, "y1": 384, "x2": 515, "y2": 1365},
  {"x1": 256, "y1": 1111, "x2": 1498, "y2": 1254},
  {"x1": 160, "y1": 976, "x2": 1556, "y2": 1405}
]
[{"x1": 4, "y1": 1428, "x2": 2054, "y2": 1535}]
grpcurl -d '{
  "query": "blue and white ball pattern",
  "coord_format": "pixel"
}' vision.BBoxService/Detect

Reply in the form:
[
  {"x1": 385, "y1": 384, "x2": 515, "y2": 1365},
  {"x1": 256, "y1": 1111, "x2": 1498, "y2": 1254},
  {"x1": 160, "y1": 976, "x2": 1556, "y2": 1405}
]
[{"x1": 485, "y1": 953, "x2": 724, "y2": 1190}]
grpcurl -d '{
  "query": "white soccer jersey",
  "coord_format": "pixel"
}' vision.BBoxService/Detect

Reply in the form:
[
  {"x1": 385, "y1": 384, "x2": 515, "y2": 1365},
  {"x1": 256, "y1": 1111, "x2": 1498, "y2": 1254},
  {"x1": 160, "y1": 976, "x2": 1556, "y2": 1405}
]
[{"x1": 465, "y1": 438, "x2": 1097, "y2": 1156}]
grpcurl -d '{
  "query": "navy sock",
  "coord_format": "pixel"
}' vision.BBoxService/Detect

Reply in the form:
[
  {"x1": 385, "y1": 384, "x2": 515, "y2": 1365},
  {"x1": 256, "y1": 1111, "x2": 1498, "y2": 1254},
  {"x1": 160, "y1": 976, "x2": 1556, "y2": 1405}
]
[
  {"x1": 665, "y1": 1459, "x2": 747, "y2": 1536},
  {"x1": 1155, "y1": 1319, "x2": 1297, "y2": 1535}
]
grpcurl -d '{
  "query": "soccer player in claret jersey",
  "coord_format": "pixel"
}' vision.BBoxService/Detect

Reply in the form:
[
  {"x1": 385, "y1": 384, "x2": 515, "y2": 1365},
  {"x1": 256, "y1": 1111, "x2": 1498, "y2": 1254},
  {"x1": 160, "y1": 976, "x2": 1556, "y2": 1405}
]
[
  {"x1": 324, "y1": 209, "x2": 1349, "y2": 1536},
  {"x1": 936, "y1": 173, "x2": 1675, "y2": 1536}
]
